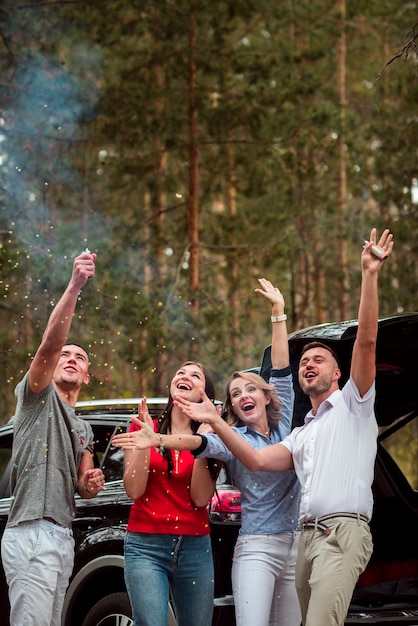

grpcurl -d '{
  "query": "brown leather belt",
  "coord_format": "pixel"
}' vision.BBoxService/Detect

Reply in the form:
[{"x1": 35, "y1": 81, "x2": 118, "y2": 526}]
[{"x1": 302, "y1": 513, "x2": 369, "y2": 536}]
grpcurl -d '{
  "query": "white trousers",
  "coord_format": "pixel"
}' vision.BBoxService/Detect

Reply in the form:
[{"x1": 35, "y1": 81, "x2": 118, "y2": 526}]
[
  {"x1": 232, "y1": 531, "x2": 301, "y2": 626},
  {"x1": 1, "y1": 519, "x2": 75, "y2": 626}
]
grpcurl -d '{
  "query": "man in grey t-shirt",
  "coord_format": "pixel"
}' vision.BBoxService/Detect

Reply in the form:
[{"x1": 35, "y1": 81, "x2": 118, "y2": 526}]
[{"x1": 1, "y1": 250, "x2": 106, "y2": 626}]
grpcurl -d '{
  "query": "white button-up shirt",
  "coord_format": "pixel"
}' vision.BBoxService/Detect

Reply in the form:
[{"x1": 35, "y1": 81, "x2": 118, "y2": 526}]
[{"x1": 281, "y1": 377, "x2": 378, "y2": 521}]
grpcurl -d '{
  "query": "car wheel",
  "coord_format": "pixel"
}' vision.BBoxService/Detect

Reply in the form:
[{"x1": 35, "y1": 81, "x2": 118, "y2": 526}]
[{"x1": 81, "y1": 592, "x2": 133, "y2": 626}]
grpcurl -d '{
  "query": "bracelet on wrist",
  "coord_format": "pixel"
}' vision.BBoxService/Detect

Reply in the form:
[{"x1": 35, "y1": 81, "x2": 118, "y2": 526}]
[
  {"x1": 159, "y1": 434, "x2": 165, "y2": 456},
  {"x1": 271, "y1": 314, "x2": 287, "y2": 323}
]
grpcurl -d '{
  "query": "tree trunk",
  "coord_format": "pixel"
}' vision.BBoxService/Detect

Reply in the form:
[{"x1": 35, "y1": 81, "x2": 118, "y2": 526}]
[
  {"x1": 337, "y1": 0, "x2": 349, "y2": 320},
  {"x1": 226, "y1": 137, "x2": 240, "y2": 351},
  {"x1": 187, "y1": 5, "x2": 199, "y2": 312}
]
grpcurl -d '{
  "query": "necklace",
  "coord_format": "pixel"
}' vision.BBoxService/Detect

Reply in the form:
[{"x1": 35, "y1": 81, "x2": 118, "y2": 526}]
[{"x1": 168, "y1": 427, "x2": 188, "y2": 474}]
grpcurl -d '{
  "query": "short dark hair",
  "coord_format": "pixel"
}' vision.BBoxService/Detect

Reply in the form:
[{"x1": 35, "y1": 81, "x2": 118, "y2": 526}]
[
  {"x1": 300, "y1": 341, "x2": 341, "y2": 369},
  {"x1": 65, "y1": 342, "x2": 89, "y2": 357},
  {"x1": 63, "y1": 343, "x2": 91, "y2": 369}
]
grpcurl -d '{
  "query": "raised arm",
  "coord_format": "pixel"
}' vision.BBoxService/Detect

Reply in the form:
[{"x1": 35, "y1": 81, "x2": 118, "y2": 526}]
[
  {"x1": 29, "y1": 251, "x2": 96, "y2": 394},
  {"x1": 351, "y1": 228, "x2": 393, "y2": 397},
  {"x1": 255, "y1": 278, "x2": 289, "y2": 369},
  {"x1": 186, "y1": 398, "x2": 293, "y2": 472},
  {"x1": 113, "y1": 391, "x2": 294, "y2": 473}
]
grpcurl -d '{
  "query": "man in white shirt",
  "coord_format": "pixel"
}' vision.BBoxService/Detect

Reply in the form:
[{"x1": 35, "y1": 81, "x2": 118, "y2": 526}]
[
  {"x1": 282, "y1": 338, "x2": 377, "y2": 625},
  {"x1": 167, "y1": 227, "x2": 394, "y2": 626}
]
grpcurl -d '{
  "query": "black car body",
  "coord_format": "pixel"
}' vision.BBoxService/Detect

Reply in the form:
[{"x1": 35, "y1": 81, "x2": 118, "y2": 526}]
[{"x1": 0, "y1": 314, "x2": 417, "y2": 625}]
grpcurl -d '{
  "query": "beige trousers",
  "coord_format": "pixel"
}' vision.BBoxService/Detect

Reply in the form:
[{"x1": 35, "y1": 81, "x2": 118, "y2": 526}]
[{"x1": 295, "y1": 517, "x2": 373, "y2": 626}]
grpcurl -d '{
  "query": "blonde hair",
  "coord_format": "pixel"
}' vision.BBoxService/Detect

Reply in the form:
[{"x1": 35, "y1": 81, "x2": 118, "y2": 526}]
[{"x1": 224, "y1": 371, "x2": 281, "y2": 427}]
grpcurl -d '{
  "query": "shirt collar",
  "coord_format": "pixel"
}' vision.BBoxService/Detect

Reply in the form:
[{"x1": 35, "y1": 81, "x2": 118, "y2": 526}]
[{"x1": 304, "y1": 388, "x2": 341, "y2": 424}]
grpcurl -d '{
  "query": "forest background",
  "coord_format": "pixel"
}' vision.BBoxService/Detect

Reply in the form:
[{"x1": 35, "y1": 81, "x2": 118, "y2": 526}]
[{"x1": 1, "y1": 0, "x2": 418, "y2": 424}]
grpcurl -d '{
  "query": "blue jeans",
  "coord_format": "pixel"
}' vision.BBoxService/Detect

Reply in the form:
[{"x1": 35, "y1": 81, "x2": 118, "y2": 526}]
[{"x1": 124, "y1": 532, "x2": 214, "y2": 626}]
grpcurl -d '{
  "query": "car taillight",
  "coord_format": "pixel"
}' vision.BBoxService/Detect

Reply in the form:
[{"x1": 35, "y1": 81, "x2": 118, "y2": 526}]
[{"x1": 210, "y1": 489, "x2": 241, "y2": 513}]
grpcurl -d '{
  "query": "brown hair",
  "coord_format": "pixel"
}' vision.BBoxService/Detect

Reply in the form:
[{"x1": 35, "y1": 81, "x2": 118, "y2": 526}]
[
  {"x1": 157, "y1": 361, "x2": 218, "y2": 478},
  {"x1": 224, "y1": 371, "x2": 281, "y2": 427},
  {"x1": 300, "y1": 341, "x2": 341, "y2": 369}
]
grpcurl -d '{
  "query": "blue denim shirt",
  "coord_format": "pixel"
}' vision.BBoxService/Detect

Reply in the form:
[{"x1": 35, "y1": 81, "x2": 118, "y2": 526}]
[{"x1": 197, "y1": 369, "x2": 301, "y2": 535}]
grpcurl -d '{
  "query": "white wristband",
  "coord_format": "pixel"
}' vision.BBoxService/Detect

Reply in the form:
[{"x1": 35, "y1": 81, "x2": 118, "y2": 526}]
[{"x1": 271, "y1": 314, "x2": 287, "y2": 323}]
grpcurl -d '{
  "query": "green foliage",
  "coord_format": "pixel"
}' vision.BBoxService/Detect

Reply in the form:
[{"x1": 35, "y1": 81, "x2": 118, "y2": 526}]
[{"x1": 1, "y1": 0, "x2": 418, "y2": 422}]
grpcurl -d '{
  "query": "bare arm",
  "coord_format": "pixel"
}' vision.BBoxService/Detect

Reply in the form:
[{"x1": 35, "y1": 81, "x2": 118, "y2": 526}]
[
  {"x1": 113, "y1": 402, "x2": 215, "y2": 503},
  {"x1": 255, "y1": 278, "x2": 289, "y2": 369},
  {"x1": 121, "y1": 399, "x2": 153, "y2": 500},
  {"x1": 175, "y1": 392, "x2": 294, "y2": 472},
  {"x1": 117, "y1": 427, "x2": 214, "y2": 504},
  {"x1": 29, "y1": 251, "x2": 96, "y2": 394},
  {"x1": 190, "y1": 458, "x2": 217, "y2": 508},
  {"x1": 112, "y1": 417, "x2": 201, "y2": 451},
  {"x1": 123, "y1": 448, "x2": 150, "y2": 500},
  {"x1": 351, "y1": 228, "x2": 393, "y2": 396},
  {"x1": 113, "y1": 399, "x2": 293, "y2": 472},
  {"x1": 197, "y1": 403, "x2": 293, "y2": 471}
]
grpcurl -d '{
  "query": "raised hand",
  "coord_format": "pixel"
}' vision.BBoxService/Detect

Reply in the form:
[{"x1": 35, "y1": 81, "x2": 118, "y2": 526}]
[
  {"x1": 255, "y1": 278, "x2": 285, "y2": 309},
  {"x1": 72, "y1": 250, "x2": 97, "y2": 290},
  {"x1": 137, "y1": 397, "x2": 154, "y2": 429},
  {"x1": 112, "y1": 416, "x2": 157, "y2": 450},
  {"x1": 174, "y1": 389, "x2": 220, "y2": 424},
  {"x1": 112, "y1": 398, "x2": 158, "y2": 450},
  {"x1": 363, "y1": 228, "x2": 394, "y2": 271}
]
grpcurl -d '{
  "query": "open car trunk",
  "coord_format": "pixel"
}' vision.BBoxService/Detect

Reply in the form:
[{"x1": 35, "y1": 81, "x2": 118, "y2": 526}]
[{"x1": 260, "y1": 313, "x2": 418, "y2": 623}]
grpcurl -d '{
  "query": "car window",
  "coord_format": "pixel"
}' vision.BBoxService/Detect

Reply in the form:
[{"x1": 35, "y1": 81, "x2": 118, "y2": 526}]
[
  {"x1": 217, "y1": 465, "x2": 233, "y2": 487},
  {"x1": 86, "y1": 422, "x2": 127, "y2": 483},
  {"x1": 0, "y1": 431, "x2": 13, "y2": 499},
  {"x1": 380, "y1": 414, "x2": 418, "y2": 491},
  {"x1": 102, "y1": 446, "x2": 125, "y2": 483},
  {"x1": 0, "y1": 450, "x2": 11, "y2": 484}
]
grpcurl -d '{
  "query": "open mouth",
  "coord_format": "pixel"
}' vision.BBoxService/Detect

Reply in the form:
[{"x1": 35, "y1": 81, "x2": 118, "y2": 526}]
[
  {"x1": 177, "y1": 382, "x2": 191, "y2": 391},
  {"x1": 305, "y1": 372, "x2": 316, "y2": 379},
  {"x1": 242, "y1": 402, "x2": 255, "y2": 412}
]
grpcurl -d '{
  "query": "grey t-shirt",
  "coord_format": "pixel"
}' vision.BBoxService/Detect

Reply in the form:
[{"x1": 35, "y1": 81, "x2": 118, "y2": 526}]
[{"x1": 7, "y1": 372, "x2": 94, "y2": 529}]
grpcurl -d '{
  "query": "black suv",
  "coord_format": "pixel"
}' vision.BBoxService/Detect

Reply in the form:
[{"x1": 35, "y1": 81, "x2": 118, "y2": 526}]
[{"x1": 0, "y1": 313, "x2": 417, "y2": 625}]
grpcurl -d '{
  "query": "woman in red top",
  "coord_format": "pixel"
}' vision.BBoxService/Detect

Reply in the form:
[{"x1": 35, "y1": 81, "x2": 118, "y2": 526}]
[{"x1": 122, "y1": 361, "x2": 218, "y2": 626}]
